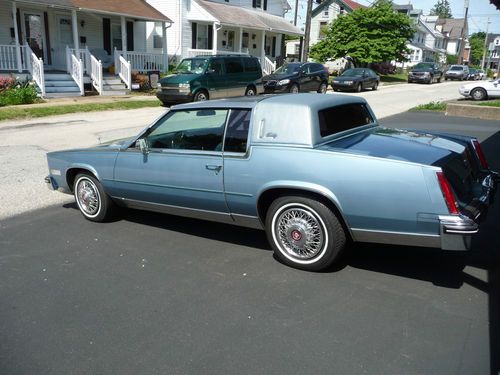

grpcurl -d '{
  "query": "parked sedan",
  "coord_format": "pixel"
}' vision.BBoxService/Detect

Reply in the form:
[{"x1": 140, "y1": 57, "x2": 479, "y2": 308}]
[
  {"x1": 467, "y1": 68, "x2": 480, "y2": 80},
  {"x1": 45, "y1": 94, "x2": 498, "y2": 271},
  {"x1": 262, "y1": 62, "x2": 329, "y2": 94},
  {"x1": 459, "y1": 78, "x2": 500, "y2": 100},
  {"x1": 331, "y1": 68, "x2": 380, "y2": 92}
]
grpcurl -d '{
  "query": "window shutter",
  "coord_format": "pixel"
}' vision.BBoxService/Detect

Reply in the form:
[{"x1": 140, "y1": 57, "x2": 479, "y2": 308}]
[
  {"x1": 208, "y1": 26, "x2": 213, "y2": 50},
  {"x1": 192, "y1": 22, "x2": 197, "y2": 49},
  {"x1": 264, "y1": 0, "x2": 267, "y2": 10},
  {"x1": 252, "y1": 0, "x2": 257, "y2": 8},
  {"x1": 127, "y1": 21, "x2": 134, "y2": 51},
  {"x1": 272, "y1": 36, "x2": 276, "y2": 57},
  {"x1": 103, "y1": 18, "x2": 111, "y2": 54}
]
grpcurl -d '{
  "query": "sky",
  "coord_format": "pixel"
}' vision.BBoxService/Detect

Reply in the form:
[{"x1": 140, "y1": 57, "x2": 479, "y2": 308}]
[{"x1": 285, "y1": 0, "x2": 500, "y2": 34}]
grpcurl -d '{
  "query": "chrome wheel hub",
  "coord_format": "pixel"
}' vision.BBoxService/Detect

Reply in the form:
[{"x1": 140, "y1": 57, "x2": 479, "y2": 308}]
[
  {"x1": 275, "y1": 207, "x2": 324, "y2": 259},
  {"x1": 77, "y1": 179, "x2": 99, "y2": 215}
]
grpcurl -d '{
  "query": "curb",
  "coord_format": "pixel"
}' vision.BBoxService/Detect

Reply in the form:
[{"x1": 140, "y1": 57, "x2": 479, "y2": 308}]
[{"x1": 446, "y1": 102, "x2": 500, "y2": 121}]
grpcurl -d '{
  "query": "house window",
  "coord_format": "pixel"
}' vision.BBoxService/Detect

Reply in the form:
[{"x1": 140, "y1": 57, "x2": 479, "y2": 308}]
[
  {"x1": 196, "y1": 24, "x2": 209, "y2": 49},
  {"x1": 319, "y1": 22, "x2": 328, "y2": 39},
  {"x1": 294, "y1": 44, "x2": 300, "y2": 55},
  {"x1": 111, "y1": 23, "x2": 122, "y2": 50},
  {"x1": 253, "y1": 0, "x2": 266, "y2": 9},
  {"x1": 153, "y1": 22, "x2": 163, "y2": 49}
]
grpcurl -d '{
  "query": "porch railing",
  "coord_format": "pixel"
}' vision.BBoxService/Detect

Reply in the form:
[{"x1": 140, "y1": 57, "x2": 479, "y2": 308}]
[
  {"x1": 90, "y1": 54, "x2": 103, "y2": 95},
  {"x1": 262, "y1": 56, "x2": 276, "y2": 76},
  {"x1": 114, "y1": 49, "x2": 165, "y2": 73},
  {"x1": 187, "y1": 49, "x2": 249, "y2": 58},
  {"x1": 118, "y1": 55, "x2": 131, "y2": 90},
  {"x1": 26, "y1": 45, "x2": 45, "y2": 97},
  {"x1": 70, "y1": 46, "x2": 91, "y2": 75},
  {"x1": 71, "y1": 53, "x2": 84, "y2": 96},
  {"x1": 0, "y1": 44, "x2": 29, "y2": 71}
]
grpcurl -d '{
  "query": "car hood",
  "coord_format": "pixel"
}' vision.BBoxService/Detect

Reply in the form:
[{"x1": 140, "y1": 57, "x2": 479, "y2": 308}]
[
  {"x1": 159, "y1": 73, "x2": 201, "y2": 84},
  {"x1": 263, "y1": 73, "x2": 297, "y2": 81},
  {"x1": 47, "y1": 137, "x2": 135, "y2": 156},
  {"x1": 319, "y1": 127, "x2": 464, "y2": 166},
  {"x1": 410, "y1": 68, "x2": 432, "y2": 73}
]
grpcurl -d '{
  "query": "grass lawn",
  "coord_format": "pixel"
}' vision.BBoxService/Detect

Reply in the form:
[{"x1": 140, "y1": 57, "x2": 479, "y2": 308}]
[
  {"x1": 0, "y1": 100, "x2": 162, "y2": 122},
  {"x1": 477, "y1": 100, "x2": 500, "y2": 107},
  {"x1": 409, "y1": 101, "x2": 447, "y2": 112},
  {"x1": 380, "y1": 72, "x2": 408, "y2": 85}
]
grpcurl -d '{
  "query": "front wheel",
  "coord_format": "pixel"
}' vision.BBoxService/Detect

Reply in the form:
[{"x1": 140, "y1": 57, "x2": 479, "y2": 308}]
[
  {"x1": 193, "y1": 90, "x2": 209, "y2": 102},
  {"x1": 245, "y1": 86, "x2": 256, "y2": 96},
  {"x1": 74, "y1": 173, "x2": 116, "y2": 222},
  {"x1": 289, "y1": 83, "x2": 300, "y2": 93},
  {"x1": 471, "y1": 88, "x2": 487, "y2": 101},
  {"x1": 372, "y1": 81, "x2": 378, "y2": 90},
  {"x1": 355, "y1": 83, "x2": 362, "y2": 92},
  {"x1": 266, "y1": 196, "x2": 347, "y2": 271}
]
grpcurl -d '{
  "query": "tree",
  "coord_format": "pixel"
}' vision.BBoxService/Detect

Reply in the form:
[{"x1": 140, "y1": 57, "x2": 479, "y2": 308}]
[
  {"x1": 430, "y1": 0, "x2": 453, "y2": 18},
  {"x1": 309, "y1": 0, "x2": 414, "y2": 66},
  {"x1": 468, "y1": 32, "x2": 486, "y2": 66}
]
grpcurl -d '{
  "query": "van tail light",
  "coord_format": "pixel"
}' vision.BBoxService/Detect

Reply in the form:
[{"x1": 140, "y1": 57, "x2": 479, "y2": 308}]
[
  {"x1": 472, "y1": 139, "x2": 489, "y2": 169},
  {"x1": 436, "y1": 171, "x2": 459, "y2": 215}
]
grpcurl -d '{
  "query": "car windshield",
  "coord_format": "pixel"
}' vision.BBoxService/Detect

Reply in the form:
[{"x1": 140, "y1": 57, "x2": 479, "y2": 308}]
[
  {"x1": 341, "y1": 69, "x2": 364, "y2": 77},
  {"x1": 414, "y1": 63, "x2": 434, "y2": 69},
  {"x1": 176, "y1": 58, "x2": 208, "y2": 74},
  {"x1": 450, "y1": 66, "x2": 464, "y2": 71},
  {"x1": 273, "y1": 63, "x2": 301, "y2": 75}
]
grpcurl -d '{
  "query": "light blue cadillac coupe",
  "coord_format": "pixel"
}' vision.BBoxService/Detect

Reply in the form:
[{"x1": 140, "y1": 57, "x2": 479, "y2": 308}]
[{"x1": 46, "y1": 94, "x2": 498, "y2": 271}]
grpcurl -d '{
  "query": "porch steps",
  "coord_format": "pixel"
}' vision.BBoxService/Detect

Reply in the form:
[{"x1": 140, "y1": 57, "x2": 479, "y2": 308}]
[
  {"x1": 100, "y1": 75, "x2": 128, "y2": 96},
  {"x1": 44, "y1": 73, "x2": 81, "y2": 98}
]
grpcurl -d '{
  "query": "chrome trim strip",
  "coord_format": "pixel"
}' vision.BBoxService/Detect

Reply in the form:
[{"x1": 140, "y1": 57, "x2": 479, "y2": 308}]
[
  {"x1": 232, "y1": 213, "x2": 263, "y2": 229},
  {"x1": 116, "y1": 197, "x2": 235, "y2": 225},
  {"x1": 112, "y1": 179, "x2": 223, "y2": 195},
  {"x1": 351, "y1": 228, "x2": 441, "y2": 248}
]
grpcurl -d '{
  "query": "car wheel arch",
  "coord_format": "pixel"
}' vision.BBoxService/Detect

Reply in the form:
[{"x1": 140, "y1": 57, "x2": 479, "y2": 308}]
[
  {"x1": 66, "y1": 166, "x2": 100, "y2": 192},
  {"x1": 256, "y1": 186, "x2": 353, "y2": 241}
]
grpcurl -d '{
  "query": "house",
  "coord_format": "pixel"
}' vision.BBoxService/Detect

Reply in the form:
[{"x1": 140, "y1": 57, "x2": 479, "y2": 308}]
[
  {"x1": 435, "y1": 18, "x2": 468, "y2": 58},
  {"x1": 0, "y1": 0, "x2": 172, "y2": 97},
  {"x1": 145, "y1": 0, "x2": 303, "y2": 74},
  {"x1": 484, "y1": 34, "x2": 500, "y2": 70}
]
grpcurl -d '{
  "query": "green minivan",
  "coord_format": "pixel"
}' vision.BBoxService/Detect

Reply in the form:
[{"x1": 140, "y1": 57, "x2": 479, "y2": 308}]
[{"x1": 156, "y1": 55, "x2": 264, "y2": 105}]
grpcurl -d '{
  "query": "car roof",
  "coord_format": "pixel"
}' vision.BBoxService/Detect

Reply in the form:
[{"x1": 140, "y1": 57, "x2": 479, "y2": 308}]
[{"x1": 171, "y1": 93, "x2": 367, "y2": 111}]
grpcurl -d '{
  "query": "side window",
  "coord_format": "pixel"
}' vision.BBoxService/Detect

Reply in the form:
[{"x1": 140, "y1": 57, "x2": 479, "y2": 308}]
[
  {"x1": 243, "y1": 57, "x2": 259, "y2": 72},
  {"x1": 143, "y1": 109, "x2": 228, "y2": 151},
  {"x1": 224, "y1": 109, "x2": 251, "y2": 153},
  {"x1": 225, "y1": 58, "x2": 244, "y2": 74},
  {"x1": 209, "y1": 58, "x2": 224, "y2": 75}
]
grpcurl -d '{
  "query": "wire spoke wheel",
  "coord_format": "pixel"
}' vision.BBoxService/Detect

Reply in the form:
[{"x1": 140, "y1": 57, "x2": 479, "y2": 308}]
[{"x1": 76, "y1": 177, "x2": 101, "y2": 217}]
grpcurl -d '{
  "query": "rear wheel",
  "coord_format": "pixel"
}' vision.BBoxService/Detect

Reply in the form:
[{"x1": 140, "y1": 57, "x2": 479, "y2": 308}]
[
  {"x1": 317, "y1": 82, "x2": 328, "y2": 94},
  {"x1": 289, "y1": 83, "x2": 299, "y2": 93},
  {"x1": 266, "y1": 196, "x2": 347, "y2": 271},
  {"x1": 74, "y1": 173, "x2": 116, "y2": 222},
  {"x1": 193, "y1": 90, "x2": 209, "y2": 102},
  {"x1": 437, "y1": 75, "x2": 442, "y2": 83},
  {"x1": 471, "y1": 88, "x2": 487, "y2": 101},
  {"x1": 245, "y1": 86, "x2": 256, "y2": 96}
]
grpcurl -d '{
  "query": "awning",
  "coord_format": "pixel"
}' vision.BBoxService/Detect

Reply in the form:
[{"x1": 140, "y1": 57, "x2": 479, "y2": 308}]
[
  {"x1": 192, "y1": 0, "x2": 303, "y2": 36},
  {"x1": 14, "y1": 0, "x2": 172, "y2": 23}
]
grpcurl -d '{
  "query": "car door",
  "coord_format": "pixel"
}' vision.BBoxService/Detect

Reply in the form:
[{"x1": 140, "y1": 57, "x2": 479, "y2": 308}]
[
  {"x1": 111, "y1": 108, "x2": 230, "y2": 219},
  {"x1": 298, "y1": 63, "x2": 314, "y2": 91},
  {"x1": 225, "y1": 57, "x2": 246, "y2": 97},
  {"x1": 205, "y1": 58, "x2": 227, "y2": 99},
  {"x1": 487, "y1": 79, "x2": 500, "y2": 97}
]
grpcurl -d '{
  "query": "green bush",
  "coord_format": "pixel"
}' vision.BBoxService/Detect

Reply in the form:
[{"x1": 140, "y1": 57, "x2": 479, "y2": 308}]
[{"x1": 0, "y1": 80, "x2": 38, "y2": 106}]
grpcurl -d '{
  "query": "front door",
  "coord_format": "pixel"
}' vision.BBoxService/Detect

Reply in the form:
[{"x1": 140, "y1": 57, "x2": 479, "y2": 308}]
[
  {"x1": 22, "y1": 11, "x2": 47, "y2": 62},
  {"x1": 53, "y1": 14, "x2": 74, "y2": 70},
  {"x1": 111, "y1": 109, "x2": 229, "y2": 218}
]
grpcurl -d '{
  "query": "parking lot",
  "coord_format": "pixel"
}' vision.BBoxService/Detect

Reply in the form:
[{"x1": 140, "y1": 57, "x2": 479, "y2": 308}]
[{"x1": 1, "y1": 111, "x2": 498, "y2": 375}]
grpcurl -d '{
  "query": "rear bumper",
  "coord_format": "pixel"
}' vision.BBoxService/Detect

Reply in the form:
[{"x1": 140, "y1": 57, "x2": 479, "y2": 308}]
[{"x1": 439, "y1": 171, "x2": 498, "y2": 250}]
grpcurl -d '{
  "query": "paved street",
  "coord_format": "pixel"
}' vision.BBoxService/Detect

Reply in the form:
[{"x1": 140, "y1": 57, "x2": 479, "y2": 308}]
[
  {"x1": 0, "y1": 80, "x2": 465, "y2": 219},
  {"x1": 0, "y1": 111, "x2": 499, "y2": 375}
]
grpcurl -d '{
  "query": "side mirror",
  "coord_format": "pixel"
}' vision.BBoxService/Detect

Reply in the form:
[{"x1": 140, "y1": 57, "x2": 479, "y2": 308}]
[{"x1": 137, "y1": 138, "x2": 149, "y2": 155}]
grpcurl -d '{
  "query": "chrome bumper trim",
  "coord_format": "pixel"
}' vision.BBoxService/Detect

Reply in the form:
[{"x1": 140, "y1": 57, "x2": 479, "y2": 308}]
[{"x1": 45, "y1": 175, "x2": 57, "y2": 191}]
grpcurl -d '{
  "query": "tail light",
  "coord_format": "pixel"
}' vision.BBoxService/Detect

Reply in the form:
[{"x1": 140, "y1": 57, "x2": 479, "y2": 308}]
[
  {"x1": 436, "y1": 171, "x2": 459, "y2": 215},
  {"x1": 472, "y1": 139, "x2": 489, "y2": 169}
]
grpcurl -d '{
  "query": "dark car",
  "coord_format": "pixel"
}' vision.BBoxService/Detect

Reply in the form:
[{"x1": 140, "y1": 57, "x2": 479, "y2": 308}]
[
  {"x1": 262, "y1": 62, "x2": 329, "y2": 94},
  {"x1": 331, "y1": 68, "x2": 380, "y2": 92},
  {"x1": 467, "y1": 68, "x2": 480, "y2": 80},
  {"x1": 407, "y1": 62, "x2": 443, "y2": 84}
]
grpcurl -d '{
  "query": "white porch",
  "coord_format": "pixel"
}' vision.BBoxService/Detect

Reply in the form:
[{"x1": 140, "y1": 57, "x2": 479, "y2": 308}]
[{"x1": 0, "y1": 0, "x2": 171, "y2": 98}]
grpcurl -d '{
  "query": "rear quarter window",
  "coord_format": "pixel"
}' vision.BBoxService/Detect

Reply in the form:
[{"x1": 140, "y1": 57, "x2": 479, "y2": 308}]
[
  {"x1": 243, "y1": 57, "x2": 260, "y2": 72},
  {"x1": 226, "y1": 58, "x2": 244, "y2": 74},
  {"x1": 318, "y1": 104, "x2": 374, "y2": 137}
]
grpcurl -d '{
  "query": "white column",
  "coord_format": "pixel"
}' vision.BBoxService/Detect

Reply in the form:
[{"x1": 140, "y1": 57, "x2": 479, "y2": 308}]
[
  {"x1": 239, "y1": 28, "x2": 243, "y2": 53},
  {"x1": 261, "y1": 30, "x2": 266, "y2": 62},
  {"x1": 71, "y1": 10, "x2": 79, "y2": 55},
  {"x1": 121, "y1": 16, "x2": 127, "y2": 53},
  {"x1": 162, "y1": 22, "x2": 168, "y2": 71},
  {"x1": 212, "y1": 22, "x2": 218, "y2": 55},
  {"x1": 12, "y1": 1, "x2": 22, "y2": 72}
]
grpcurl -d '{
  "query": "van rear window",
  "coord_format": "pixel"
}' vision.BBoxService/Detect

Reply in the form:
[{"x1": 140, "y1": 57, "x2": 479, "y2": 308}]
[{"x1": 318, "y1": 104, "x2": 374, "y2": 137}]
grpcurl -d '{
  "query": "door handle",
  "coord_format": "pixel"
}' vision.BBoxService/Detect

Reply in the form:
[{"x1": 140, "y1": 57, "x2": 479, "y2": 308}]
[{"x1": 206, "y1": 165, "x2": 222, "y2": 174}]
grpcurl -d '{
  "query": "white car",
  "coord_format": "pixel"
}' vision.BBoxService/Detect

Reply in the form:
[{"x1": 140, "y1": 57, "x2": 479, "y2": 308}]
[{"x1": 459, "y1": 78, "x2": 500, "y2": 101}]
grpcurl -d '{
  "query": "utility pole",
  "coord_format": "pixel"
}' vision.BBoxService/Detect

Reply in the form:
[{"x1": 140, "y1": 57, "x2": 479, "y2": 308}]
[
  {"x1": 480, "y1": 18, "x2": 491, "y2": 70},
  {"x1": 458, "y1": 0, "x2": 469, "y2": 64},
  {"x1": 294, "y1": 0, "x2": 299, "y2": 26},
  {"x1": 301, "y1": 0, "x2": 313, "y2": 62}
]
